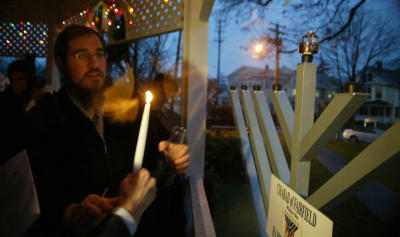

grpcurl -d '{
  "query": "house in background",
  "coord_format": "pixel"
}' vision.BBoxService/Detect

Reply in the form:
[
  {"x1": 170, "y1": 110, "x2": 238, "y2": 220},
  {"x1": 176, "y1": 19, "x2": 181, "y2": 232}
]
[
  {"x1": 356, "y1": 64, "x2": 400, "y2": 127},
  {"x1": 227, "y1": 65, "x2": 291, "y2": 92},
  {"x1": 226, "y1": 65, "x2": 339, "y2": 115},
  {"x1": 208, "y1": 74, "x2": 230, "y2": 106}
]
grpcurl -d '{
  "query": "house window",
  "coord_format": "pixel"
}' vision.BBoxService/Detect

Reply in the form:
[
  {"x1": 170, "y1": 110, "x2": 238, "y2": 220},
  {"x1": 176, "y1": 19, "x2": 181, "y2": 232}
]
[
  {"x1": 371, "y1": 107, "x2": 384, "y2": 116},
  {"x1": 386, "y1": 107, "x2": 391, "y2": 117},
  {"x1": 362, "y1": 87, "x2": 371, "y2": 94},
  {"x1": 358, "y1": 106, "x2": 368, "y2": 115},
  {"x1": 379, "y1": 107, "x2": 385, "y2": 116},
  {"x1": 367, "y1": 73, "x2": 372, "y2": 81},
  {"x1": 375, "y1": 87, "x2": 382, "y2": 99},
  {"x1": 395, "y1": 107, "x2": 400, "y2": 118}
]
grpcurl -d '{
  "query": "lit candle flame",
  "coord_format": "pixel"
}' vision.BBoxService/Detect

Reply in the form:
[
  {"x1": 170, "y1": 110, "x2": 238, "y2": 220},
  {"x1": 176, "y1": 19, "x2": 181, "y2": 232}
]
[{"x1": 145, "y1": 91, "x2": 153, "y2": 103}]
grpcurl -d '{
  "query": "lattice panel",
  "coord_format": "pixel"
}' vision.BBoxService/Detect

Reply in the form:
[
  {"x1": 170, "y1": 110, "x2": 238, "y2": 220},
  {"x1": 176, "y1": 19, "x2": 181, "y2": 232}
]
[
  {"x1": 121, "y1": 0, "x2": 184, "y2": 40},
  {"x1": 0, "y1": 21, "x2": 48, "y2": 57}
]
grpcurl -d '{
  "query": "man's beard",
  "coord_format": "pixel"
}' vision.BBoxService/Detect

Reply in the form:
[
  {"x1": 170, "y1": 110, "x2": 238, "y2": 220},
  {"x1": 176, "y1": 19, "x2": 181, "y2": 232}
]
[{"x1": 62, "y1": 72, "x2": 108, "y2": 111}]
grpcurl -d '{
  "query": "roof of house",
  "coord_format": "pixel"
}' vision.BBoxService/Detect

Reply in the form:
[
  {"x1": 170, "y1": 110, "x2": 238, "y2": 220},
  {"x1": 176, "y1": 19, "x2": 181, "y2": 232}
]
[
  {"x1": 227, "y1": 65, "x2": 296, "y2": 82},
  {"x1": 227, "y1": 65, "x2": 268, "y2": 81},
  {"x1": 363, "y1": 68, "x2": 400, "y2": 87},
  {"x1": 228, "y1": 65, "x2": 339, "y2": 91}
]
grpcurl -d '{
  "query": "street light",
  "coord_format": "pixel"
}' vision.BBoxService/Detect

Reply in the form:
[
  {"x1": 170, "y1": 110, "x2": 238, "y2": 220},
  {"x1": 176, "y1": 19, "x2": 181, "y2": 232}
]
[
  {"x1": 254, "y1": 43, "x2": 263, "y2": 53},
  {"x1": 252, "y1": 43, "x2": 264, "y2": 58}
]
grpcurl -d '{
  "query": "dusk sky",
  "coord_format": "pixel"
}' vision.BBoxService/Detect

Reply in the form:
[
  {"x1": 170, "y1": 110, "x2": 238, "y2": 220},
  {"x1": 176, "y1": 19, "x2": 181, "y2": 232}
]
[{"x1": 207, "y1": 0, "x2": 400, "y2": 79}]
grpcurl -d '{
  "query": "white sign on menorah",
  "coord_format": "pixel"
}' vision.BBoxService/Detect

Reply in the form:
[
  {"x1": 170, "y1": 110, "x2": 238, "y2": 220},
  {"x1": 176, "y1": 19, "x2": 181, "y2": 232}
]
[{"x1": 267, "y1": 174, "x2": 333, "y2": 237}]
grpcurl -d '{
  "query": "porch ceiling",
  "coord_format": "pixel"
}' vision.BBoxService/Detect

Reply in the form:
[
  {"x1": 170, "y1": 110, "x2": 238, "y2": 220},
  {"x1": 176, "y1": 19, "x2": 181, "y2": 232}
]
[{"x1": 0, "y1": 0, "x2": 99, "y2": 23}]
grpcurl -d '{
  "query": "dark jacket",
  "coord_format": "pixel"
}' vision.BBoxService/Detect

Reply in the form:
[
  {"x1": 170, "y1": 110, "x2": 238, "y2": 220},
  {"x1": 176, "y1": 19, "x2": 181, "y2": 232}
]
[
  {"x1": 25, "y1": 88, "x2": 118, "y2": 235},
  {"x1": 25, "y1": 87, "x2": 185, "y2": 236},
  {"x1": 104, "y1": 103, "x2": 186, "y2": 237},
  {"x1": 0, "y1": 87, "x2": 29, "y2": 164},
  {"x1": 87, "y1": 214, "x2": 131, "y2": 237}
]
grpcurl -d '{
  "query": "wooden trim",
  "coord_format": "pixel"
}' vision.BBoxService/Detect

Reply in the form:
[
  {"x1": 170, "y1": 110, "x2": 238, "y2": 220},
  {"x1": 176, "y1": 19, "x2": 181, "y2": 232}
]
[
  {"x1": 199, "y1": 0, "x2": 215, "y2": 21},
  {"x1": 189, "y1": 175, "x2": 216, "y2": 237}
]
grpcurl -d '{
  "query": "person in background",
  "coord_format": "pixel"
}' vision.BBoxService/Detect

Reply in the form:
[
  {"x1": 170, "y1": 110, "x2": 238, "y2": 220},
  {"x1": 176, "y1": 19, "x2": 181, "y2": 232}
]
[
  {"x1": 112, "y1": 73, "x2": 188, "y2": 237},
  {"x1": 0, "y1": 60, "x2": 31, "y2": 164}
]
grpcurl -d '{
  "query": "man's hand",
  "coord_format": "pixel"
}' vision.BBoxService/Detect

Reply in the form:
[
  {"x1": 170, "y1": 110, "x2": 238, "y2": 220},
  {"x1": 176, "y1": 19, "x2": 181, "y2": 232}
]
[
  {"x1": 64, "y1": 194, "x2": 119, "y2": 235},
  {"x1": 119, "y1": 169, "x2": 157, "y2": 223},
  {"x1": 159, "y1": 141, "x2": 190, "y2": 174}
]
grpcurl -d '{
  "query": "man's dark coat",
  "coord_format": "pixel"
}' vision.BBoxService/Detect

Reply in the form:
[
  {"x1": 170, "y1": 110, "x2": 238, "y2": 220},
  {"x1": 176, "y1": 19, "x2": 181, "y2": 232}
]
[{"x1": 25, "y1": 88, "x2": 185, "y2": 236}]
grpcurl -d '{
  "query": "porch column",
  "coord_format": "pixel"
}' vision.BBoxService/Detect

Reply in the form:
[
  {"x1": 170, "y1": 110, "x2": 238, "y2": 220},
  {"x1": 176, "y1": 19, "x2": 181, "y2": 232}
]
[{"x1": 182, "y1": 0, "x2": 213, "y2": 177}]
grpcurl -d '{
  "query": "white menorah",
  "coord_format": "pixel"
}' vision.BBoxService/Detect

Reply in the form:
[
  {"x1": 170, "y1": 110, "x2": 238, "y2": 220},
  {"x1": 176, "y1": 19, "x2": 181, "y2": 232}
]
[{"x1": 229, "y1": 40, "x2": 400, "y2": 236}]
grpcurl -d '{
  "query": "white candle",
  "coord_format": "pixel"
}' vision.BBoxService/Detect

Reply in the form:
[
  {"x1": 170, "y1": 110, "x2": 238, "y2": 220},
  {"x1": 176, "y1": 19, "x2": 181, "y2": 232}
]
[{"x1": 133, "y1": 91, "x2": 153, "y2": 173}]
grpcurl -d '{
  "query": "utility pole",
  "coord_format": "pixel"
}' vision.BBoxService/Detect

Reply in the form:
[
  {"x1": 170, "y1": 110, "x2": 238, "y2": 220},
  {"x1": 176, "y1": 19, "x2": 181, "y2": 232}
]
[
  {"x1": 216, "y1": 19, "x2": 224, "y2": 85},
  {"x1": 174, "y1": 30, "x2": 182, "y2": 81},
  {"x1": 172, "y1": 30, "x2": 182, "y2": 111},
  {"x1": 214, "y1": 19, "x2": 224, "y2": 105},
  {"x1": 268, "y1": 23, "x2": 285, "y2": 91}
]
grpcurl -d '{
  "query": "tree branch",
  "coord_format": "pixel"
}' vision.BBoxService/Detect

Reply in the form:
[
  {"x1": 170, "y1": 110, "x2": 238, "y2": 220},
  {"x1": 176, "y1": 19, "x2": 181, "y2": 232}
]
[
  {"x1": 256, "y1": 0, "x2": 273, "y2": 6},
  {"x1": 320, "y1": 0, "x2": 365, "y2": 43}
]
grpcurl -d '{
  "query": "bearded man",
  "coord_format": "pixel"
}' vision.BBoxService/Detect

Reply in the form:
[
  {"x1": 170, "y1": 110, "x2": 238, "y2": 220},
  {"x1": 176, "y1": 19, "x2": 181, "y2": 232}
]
[{"x1": 25, "y1": 25, "x2": 190, "y2": 236}]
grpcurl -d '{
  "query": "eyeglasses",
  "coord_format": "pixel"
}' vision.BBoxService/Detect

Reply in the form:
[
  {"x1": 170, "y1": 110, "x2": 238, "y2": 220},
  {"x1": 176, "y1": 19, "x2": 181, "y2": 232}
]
[{"x1": 69, "y1": 51, "x2": 106, "y2": 61}]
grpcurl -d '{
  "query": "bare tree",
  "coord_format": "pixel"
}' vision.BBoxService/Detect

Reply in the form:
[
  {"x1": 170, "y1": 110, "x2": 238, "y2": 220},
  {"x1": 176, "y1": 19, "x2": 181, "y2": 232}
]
[
  {"x1": 129, "y1": 34, "x2": 171, "y2": 80},
  {"x1": 321, "y1": 10, "x2": 400, "y2": 89},
  {"x1": 217, "y1": 0, "x2": 366, "y2": 45}
]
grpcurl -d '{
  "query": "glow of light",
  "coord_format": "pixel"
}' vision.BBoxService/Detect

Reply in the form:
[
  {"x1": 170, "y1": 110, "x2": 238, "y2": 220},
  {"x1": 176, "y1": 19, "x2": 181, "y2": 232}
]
[
  {"x1": 19, "y1": 32, "x2": 23, "y2": 36},
  {"x1": 106, "y1": 8, "x2": 110, "y2": 12},
  {"x1": 112, "y1": 3, "x2": 116, "y2": 7},
  {"x1": 254, "y1": 43, "x2": 263, "y2": 53},
  {"x1": 164, "y1": 0, "x2": 169, "y2": 2},
  {"x1": 23, "y1": 36, "x2": 26, "y2": 40},
  {"x1": 10, "y1": 23, "x2": 14, "y2": 27},
  {"x1": 83, "y1": 10, "x2": 87, "y2": 14},
  {"x1": 129, "y1": 8, "x2": 134, "y2": 14},
  {"x1": 8, "y1": 43, "x2": 12, "y2": 46},
  {"x1": 43, "y1": 31, "x2": 46, "y2": 35},
  {"x1": 114, "y1": 8, "x2": 118, "y2": 13},
  {"x1": 6, "y1": 40, "x2": 10, "y2": 43},
  {"x1": 20, "y1": 21, "x2": 24, "y2": 25},
  {"x1": 91, "y1": 22, "x2": 95, "y2": 26},
  {"x1": 145, "y1": 91, "x2": 153, "y2": 103},
  {"x1": 27, "y1": 21, "x2": 31, "y2": 25},
  {"x1": 62, "y1": 21, "x2": 66, "y2": 25},
  {"x1": 129, "y1": 20, "x2": 133, "y2": 25},
  {"x1": 80, "y1": 12, "x2": 84, "y2": 16},
  {"x1": 23, "y1": 30, "x2": 27, "y2": 34},
  {"x1": 108, "y1": 20, "x2": 112, "y2": 26},
  {"x1": 105, "y1": 11, "x2": 109, "y2": 15},
  {"x1": 39, "y1": 40, "x2": 44, "y2": 44},
  {"x1": 117, "y1": 25, "x2": 120, "y2": 29}
]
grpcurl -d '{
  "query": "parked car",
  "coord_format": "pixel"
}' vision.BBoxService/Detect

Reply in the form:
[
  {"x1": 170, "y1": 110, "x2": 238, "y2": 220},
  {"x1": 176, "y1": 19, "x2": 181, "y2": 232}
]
[{"x1": 342, "y1": 127, "x2": 384, "y2": 143}]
